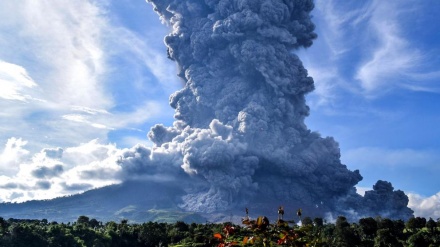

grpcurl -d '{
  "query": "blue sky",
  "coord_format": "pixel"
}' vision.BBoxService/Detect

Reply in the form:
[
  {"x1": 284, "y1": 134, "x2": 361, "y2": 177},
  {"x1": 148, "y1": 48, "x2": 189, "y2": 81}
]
[{"x1": 0, "y1": 0, "x2": 439, "y2": 218}]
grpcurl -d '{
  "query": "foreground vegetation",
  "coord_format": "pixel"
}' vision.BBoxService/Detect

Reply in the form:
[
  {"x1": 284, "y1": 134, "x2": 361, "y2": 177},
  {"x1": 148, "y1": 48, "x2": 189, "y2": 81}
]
[{"x1": 0, "y1": 214, "x2": 439, "y2": 246}]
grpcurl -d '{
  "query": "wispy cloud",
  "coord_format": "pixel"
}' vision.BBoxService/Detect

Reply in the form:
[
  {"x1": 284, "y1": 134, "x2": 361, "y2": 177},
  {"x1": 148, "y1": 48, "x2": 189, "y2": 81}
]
[
  {"x1": 354, "y1": 1, "x2": 424, "y2": 95},
  {"x1": 0, "y1": 60, "x2": 40, "y2": 102},
  {"x1": 314, "y1": 0, "x2": 366, "y2": 57},
  {"x1": 61, "y1": 101, "x2": 165, "y2": 131},
  {"x1": 112, "y1": 27, "x2": 181, "y2": 90},
  {"x1": 5, "y1": 0, "x2": 111, "y2": 109},
  {"x1": 303, "y1": 0, "x2": 440, "y2": 107},
  {"x1": 0, "y1": 0, "x2": 112, "y2": 151},
  {"x1": 301, "y1": 62, "x2": 339, "y2": 108},
  {"x1": 0, "y1": 0, "x2": 176, "y2": 153}
]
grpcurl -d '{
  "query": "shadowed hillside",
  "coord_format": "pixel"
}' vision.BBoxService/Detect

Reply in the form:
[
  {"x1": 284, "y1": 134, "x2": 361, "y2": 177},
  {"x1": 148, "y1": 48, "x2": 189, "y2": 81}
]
[{"x1": 0, "y1": 180, "x2": 205, "y2": 223}]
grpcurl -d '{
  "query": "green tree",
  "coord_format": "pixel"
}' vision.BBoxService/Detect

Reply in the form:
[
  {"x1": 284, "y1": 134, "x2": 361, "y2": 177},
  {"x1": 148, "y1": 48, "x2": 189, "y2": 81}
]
[
  {"x1": 0, "y1": 217, "x2": 7, "y2": 236},
  {"x1": 377, "y1": 218, "x2": 394, "y2": 231},
  {"x1": 407, "y1": 231, "x2": 431, "y2": 247},
  {"x1": 313, "y1": 217, "x2": 324, "y2": 227},
  {"x1": 302, "y1": 216, "x2": 313, "y2": 226},
  {"x1": 138, "y1": 222, "x2": 169, "y2": 247},
  {"x1": 174, "y1": 221, "x2": 188, "y2": 232},
  {"x1": 359, "y1": 217, "x2": 377, "y2": 240},
  {"x1": 406, "y1": 217, "x2": 426, "y2": 232},
  {"x1": 9, "y1": 223, "x2": 48, "y2": 247},
  {"x1": 46, "y1": 224, "x2": 78, "y2": 247},
  {"x1": 333, "y1": 216, "x2": 360, "y2": 247},
  {"x1": 374, "y1": 229, "x2": 402, "y2": 247},
  {"x1": 89, "y1": 218, "x2": 100, "y2": 228},
  {"x1": 76, "y1": 216, "x2": 90, "y2": 226},
  {"x1": 392, "y1": 219, "x2": 407, "y2": 242},
  {"x1": 105, "y1": 221, "x2": 117, "y2": 232},
  {"x1": 426, "y1": 218, "x2": 437, "y2": 233}
]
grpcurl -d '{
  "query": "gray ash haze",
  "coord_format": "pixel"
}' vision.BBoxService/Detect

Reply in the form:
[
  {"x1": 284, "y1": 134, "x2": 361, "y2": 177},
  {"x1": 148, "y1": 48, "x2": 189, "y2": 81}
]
[{"x1": 117, "y1": 0, "x2": 413, "y2": 220}]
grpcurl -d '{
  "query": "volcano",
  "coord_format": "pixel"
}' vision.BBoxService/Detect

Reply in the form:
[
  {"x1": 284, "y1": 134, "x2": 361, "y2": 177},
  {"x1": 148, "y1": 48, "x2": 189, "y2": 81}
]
[{"x1": 0, "y1": 0, "x2": 413, "y2": 223}]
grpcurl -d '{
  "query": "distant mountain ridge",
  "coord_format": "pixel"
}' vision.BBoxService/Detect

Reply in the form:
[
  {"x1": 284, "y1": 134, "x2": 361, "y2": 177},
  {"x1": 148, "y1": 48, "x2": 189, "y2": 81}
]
[{"x1": 0, "y1": 180, "x2": 206, "y2": 223}]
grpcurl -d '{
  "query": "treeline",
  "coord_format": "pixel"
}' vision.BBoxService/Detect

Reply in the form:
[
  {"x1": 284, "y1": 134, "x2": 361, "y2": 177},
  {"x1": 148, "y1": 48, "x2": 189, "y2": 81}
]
[{"x1": 0, "y1": 215, "x2": 439, "y2": 246}]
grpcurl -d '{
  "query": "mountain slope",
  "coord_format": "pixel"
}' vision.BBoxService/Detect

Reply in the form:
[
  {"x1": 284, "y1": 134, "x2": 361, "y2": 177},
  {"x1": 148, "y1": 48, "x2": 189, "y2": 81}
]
[{"x1": 0, "y1": 180, "x2": 206, "y2": 223}]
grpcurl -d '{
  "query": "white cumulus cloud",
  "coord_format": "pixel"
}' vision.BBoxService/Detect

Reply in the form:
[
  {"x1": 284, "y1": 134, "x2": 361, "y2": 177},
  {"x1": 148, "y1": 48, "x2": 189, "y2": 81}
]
[
  {"x1": 408, "y1": 192, "x2": 440, "y2": 219},
  {"x1": 0, "y1": 138, "x2": 30, "y2": 176},
  {"x1": 0, "y1": 139, "x2": 124, "y2": 203}
]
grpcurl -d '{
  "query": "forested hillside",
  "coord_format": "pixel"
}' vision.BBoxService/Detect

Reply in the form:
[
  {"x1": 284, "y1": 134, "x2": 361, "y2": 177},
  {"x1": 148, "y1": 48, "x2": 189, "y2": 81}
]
[{"x1": 0, "y1": 214, "x2": 438, "y2": 246}]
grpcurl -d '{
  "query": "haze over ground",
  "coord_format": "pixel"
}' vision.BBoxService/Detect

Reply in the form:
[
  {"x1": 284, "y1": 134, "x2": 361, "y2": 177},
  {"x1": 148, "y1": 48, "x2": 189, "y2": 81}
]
[{"x1": 0, "y1": 0, "x2": 439, "y2": 219}]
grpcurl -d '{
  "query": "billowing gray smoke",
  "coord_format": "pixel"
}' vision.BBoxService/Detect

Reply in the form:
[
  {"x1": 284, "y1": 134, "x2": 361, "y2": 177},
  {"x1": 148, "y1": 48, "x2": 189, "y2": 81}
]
[{"x1": 118, "y1": 0, "x2": 413, "y2": 220}]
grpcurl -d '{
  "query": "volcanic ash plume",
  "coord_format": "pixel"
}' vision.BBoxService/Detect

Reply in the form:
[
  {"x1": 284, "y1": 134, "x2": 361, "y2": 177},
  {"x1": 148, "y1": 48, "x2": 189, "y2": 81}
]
[{"x1": 117, "y1": 0, "x2": 413, "y2": 220}]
